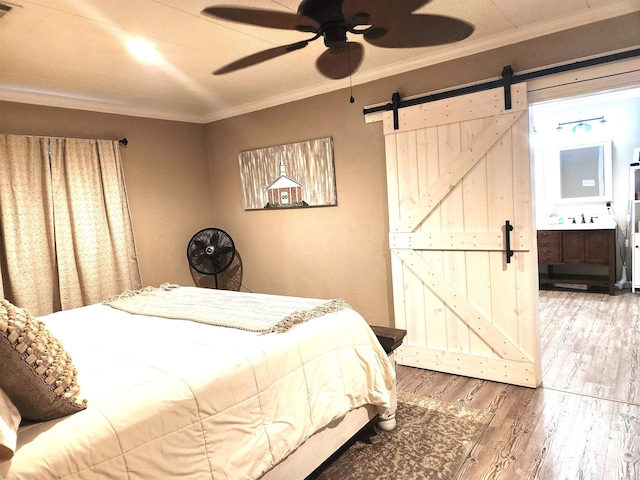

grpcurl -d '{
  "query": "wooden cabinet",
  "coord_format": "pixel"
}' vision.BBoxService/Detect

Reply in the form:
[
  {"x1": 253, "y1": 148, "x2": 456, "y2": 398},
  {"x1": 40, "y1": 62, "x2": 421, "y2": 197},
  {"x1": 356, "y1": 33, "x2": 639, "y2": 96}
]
[
  {"x1": 537, "y1": 230, "x2": 561, "y2": 263},
  {"x1": 538, "y1": 229, "x2": 615, "y2": 295},
  {"x1": 562, "y1": 230, "x2": 611, "y2": 265}
]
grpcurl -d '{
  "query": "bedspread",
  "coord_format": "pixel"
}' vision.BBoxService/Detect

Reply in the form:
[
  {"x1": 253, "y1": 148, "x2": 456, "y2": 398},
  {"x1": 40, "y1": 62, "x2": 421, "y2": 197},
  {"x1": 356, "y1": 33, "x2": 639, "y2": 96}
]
[{"x1": 1, "y1": 291, "x2": 395, "y2": 479}]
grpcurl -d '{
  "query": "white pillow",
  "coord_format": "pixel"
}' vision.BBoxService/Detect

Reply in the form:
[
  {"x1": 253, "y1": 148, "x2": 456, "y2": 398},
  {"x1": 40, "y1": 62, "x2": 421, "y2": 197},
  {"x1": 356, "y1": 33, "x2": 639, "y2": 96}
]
[{"x1": 0, "y1": 388, "x2": 20, "y2": 461}]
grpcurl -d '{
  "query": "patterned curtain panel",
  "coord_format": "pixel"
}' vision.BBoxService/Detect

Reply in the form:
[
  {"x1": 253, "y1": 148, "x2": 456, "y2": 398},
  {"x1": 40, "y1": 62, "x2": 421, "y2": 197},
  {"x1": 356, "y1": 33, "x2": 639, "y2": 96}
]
[
  {"x1": 0, "y1": 135, "x2": 142, "y2": 315},
  {"x1": 0, "y1": 135, "x2": 59, "y2": 315}
]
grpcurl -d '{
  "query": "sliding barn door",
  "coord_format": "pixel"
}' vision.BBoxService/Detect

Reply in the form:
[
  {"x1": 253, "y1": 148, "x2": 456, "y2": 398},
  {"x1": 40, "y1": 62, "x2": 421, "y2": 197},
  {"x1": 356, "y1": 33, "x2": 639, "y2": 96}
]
[{"x1": 384, "y1": 85, "x2": 541, "y2": 388}]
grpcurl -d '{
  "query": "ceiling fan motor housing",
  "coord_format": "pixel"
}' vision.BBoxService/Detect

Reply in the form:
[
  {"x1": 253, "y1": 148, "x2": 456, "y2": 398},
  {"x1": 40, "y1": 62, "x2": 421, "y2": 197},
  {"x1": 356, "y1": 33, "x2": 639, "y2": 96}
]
[{"x1": 323, "y1": 25, "x2": 348, "y2": 48}]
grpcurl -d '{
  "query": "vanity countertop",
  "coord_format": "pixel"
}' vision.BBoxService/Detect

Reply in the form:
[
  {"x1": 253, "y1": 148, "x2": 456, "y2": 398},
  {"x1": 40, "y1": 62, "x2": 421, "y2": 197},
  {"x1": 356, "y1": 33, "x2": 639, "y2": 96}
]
[{"x1": 537, "y1": 215, "x2": 617, "y2": 230}]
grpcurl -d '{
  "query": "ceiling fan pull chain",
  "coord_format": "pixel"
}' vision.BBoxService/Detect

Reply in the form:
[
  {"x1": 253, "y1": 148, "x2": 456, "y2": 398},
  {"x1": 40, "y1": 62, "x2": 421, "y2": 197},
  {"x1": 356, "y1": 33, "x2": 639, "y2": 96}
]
[{"x1": 348, "y1": 43, "x2": 355, "y2": 103}]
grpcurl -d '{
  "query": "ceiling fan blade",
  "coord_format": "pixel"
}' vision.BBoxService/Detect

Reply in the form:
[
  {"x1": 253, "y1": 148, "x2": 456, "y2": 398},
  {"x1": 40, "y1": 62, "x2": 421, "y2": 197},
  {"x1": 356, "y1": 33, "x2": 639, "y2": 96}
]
[
  {"x1": 297, "y1": 0, "x2": 345, "y2": 23},
  {"x1": 202, "y1": 6, "x2": 319, "y2": 32},
  {"x1": 343, "y1": 0, "x2": 433, "y2": 18},
  {"x1": 316, "y1": 42, "x2": 363, "y2": 79},
  {"x1": 365, "y1": 14, "x2": 474, "y2": 48},
  {"x1": 213, "y1": 41, "x2": 309, "y2": 75}
]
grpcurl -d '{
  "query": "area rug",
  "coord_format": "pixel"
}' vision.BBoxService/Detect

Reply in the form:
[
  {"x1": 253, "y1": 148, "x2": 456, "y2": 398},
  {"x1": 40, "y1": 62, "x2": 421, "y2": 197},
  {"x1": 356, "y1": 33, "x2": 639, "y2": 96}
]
[{"x1": 309, "y1": 392, "x2": 492, "y2": 480}]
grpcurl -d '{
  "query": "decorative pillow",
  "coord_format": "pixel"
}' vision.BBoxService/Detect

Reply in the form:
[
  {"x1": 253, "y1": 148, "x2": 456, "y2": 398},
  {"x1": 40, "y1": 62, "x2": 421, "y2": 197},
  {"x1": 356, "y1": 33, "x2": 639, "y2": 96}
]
[
  {"x1": 0, "y1": 299, "x2": 86, "y2": 421},
  {"x1": 0, "y1": 388, "x2": 20, "y2": 461}
]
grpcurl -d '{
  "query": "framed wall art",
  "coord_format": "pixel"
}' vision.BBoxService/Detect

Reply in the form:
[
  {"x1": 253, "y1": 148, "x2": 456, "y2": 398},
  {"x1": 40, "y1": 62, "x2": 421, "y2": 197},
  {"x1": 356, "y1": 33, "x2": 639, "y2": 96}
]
[{"x1": 238, "y1": 137, "x2": 337, "y2": 210}]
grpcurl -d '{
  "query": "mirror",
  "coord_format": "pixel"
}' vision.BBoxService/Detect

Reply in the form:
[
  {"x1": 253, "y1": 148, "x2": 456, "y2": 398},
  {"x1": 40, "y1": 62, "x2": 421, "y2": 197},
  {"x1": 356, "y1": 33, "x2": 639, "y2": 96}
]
[{"x1": 542, "y1": 140, "x2": 612, "y2": 204}]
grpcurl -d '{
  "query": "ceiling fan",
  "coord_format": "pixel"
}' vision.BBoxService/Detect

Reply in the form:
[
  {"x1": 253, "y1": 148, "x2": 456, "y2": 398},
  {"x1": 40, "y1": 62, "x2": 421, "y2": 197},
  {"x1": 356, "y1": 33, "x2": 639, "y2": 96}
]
[{"x1": 201, "y1": 0, "x2": 474, "y2": 79}]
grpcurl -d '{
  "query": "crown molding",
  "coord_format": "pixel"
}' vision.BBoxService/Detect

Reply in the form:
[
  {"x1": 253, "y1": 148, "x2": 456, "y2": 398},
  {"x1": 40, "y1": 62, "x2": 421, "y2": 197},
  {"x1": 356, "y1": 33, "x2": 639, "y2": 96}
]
[{"x1": 0, "y1": 88, "x2": 205, "y2": 124}]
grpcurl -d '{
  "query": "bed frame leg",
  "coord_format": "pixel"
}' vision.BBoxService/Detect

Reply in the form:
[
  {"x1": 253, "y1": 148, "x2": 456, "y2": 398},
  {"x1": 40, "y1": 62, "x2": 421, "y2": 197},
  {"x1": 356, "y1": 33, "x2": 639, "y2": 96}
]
[
  {"x1": 377, "y1": 412, "x2": 396, "y2": 431},
  {"x1": 376, "y1": 359, "x2": 398, "y2": 431}
]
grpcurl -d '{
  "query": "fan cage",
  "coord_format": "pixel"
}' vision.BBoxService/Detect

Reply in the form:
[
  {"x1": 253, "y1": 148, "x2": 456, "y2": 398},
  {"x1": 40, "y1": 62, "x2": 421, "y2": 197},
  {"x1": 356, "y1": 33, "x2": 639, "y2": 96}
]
[{"x1": 187, "y1": 228, "x2": 235, "y2": 276}]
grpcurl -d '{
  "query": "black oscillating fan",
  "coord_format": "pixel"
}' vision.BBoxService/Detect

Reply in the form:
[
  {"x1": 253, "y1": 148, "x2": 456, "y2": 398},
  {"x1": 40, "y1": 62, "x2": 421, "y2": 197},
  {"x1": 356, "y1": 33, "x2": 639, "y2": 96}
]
[{"x1": 187, "y1": 228, "x2": 235, "y2": 288}]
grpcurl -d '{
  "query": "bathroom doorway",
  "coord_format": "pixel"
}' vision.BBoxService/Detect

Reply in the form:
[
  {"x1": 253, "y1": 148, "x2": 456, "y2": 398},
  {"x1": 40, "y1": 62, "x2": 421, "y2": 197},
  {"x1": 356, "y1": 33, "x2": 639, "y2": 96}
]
[
  {"x1": 530, "y1": 86, "x2": 640, "y2": 291},
  {"x1": 529, "y1": 83, "x2": 640, "y2": 399}
]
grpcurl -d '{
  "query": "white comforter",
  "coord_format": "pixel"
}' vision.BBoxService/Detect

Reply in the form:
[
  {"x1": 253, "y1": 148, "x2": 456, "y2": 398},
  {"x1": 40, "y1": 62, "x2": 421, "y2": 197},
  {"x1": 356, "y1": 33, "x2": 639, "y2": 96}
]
[{"x1": 1, "y1": 295, "x2": 395, "y2": 479}]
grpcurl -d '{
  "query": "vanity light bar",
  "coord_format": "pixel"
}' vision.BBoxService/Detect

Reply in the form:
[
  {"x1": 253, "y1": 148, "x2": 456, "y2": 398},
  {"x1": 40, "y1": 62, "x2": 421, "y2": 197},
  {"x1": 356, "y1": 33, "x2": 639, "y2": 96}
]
[{"x1": 556, "y1": 116, "x2": 606, "y2": 132}]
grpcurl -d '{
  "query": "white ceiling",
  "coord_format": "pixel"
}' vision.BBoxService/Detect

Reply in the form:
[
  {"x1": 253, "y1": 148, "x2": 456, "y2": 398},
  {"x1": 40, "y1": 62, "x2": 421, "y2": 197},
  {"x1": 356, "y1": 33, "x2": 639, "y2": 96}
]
[{"x1": 0, "y1": 0, "x2": 637, "y2": 123}]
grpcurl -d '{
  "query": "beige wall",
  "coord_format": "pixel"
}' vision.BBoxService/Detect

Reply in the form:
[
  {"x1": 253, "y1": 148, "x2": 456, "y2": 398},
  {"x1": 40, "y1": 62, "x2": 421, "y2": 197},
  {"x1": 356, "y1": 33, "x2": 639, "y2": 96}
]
[
  {"x1": 0, "y1": 102, "x2": 214, "y2": 287},
  {"x1": 205, "y1": 14, "x2": 640, "y2": 327}
]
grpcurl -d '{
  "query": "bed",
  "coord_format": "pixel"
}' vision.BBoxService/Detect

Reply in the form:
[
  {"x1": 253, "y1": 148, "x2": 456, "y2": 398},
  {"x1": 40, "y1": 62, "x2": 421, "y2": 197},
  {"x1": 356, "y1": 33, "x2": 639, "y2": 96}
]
[{"x1": 0, "y1": 285, "x2": 396, "y2": 479}]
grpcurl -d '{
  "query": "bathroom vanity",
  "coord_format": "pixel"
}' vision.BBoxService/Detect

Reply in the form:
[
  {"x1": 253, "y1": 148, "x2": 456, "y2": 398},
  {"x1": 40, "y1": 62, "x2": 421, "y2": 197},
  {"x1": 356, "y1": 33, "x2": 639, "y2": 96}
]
[
  {"x1": 534, "y1": 140, "x2": 617, "y2": 295},
  {"x1": 538, "y1": 226, "x2": 615, "y2": 295}
]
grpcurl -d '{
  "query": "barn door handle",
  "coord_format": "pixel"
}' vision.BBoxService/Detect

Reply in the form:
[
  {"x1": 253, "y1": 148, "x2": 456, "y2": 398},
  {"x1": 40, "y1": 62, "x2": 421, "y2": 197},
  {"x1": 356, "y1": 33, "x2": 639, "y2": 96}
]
[{"x1": 505, "y1": 220, "x2": 515, "y2": 264}]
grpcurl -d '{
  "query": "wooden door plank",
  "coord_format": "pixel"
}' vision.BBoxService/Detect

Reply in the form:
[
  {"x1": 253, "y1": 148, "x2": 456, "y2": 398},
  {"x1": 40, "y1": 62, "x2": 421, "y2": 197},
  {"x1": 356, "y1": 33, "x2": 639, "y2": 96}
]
[
  {"x1": 396, "y1": 130, "x2": 424, "y2": 346},
  {"x1": 511, "y1": 110, "x2": 541, "y2": 375},
  {"x1": 515, "y1": 250, "x2": 541, "y2": 368},
  {"x1": 437, "y1": 122, "x2": 470, "y2": 353},
  {"x1": 420, "y1": 126, "x2": 449, "y2": 350},
  {"x1": 396, "y1": 131, "x2": 420, "y2": 214},
  {"x1": 485, "y1": 126, "x2": 520, "y2": 348},
  {"x1": 416, "y1": 127, "x2": 445, "y2": 348},
  {"x1": 384, "y1": 134, "x2": 401, "y2": 226},
  {"x1": 460, "y1": 118, "x2": 495, "y2": 358},
  {"x1": 422, "y1": 253, "x2": 450, "y2": 341},
  {"x1": 385, "y1": 134, "x2": 409, "y2": 337},
  {"x1": 511, "y1": 111, "x2": 534, "y2": 235}
]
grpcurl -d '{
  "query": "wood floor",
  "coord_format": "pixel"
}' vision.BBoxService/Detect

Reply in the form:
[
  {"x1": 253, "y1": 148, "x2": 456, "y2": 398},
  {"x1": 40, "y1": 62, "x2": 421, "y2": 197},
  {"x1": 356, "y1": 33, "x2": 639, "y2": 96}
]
[{"x1": 396, "y1": 288, "x2": 640, "y2": 480}]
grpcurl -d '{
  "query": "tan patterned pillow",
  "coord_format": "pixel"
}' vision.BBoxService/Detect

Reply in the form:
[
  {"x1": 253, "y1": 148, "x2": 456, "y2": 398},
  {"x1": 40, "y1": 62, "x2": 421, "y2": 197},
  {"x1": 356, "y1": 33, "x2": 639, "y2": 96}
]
[{"x1": 0, "y1": 300, "x2": 86, "y2": 421}]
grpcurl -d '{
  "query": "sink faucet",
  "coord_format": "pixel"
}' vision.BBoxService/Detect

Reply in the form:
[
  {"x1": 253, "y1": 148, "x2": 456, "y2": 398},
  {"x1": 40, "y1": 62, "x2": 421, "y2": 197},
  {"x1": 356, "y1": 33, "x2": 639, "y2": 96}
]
[
  {"x1": 590, "y1": 216, "x2": 597, "y2": 224},
  {"x1": 581, "y1": 213, "x2": 586, "y2": 224}
]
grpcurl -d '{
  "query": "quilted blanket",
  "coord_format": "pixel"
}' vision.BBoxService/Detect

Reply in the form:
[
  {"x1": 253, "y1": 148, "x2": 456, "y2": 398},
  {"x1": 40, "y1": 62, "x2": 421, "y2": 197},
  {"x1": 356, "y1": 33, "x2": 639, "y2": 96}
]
[{"x1": 1, "y1": 289, "x2": 395, "y2": 480}]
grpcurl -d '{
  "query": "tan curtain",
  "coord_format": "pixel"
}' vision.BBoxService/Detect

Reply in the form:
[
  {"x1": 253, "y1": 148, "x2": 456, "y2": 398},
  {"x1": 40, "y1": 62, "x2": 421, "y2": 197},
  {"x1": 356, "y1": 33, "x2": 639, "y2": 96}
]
[
  {"x1": 0, "y1": 135, "x2": 141, "y2": 315},
  {"x1": 0, "y1": 135, "x2": 59, "y2": 315}
]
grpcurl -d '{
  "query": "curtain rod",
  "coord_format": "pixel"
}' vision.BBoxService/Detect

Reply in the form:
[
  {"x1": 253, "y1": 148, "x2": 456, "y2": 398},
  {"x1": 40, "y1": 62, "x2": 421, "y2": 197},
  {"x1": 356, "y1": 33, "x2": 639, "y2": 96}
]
[
  {"x1": 363, "y1": 47, "x2": 640, "y2": 117},
  {"x1": 12, "y1": 134, "x2": 129, "y2": 145}
]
